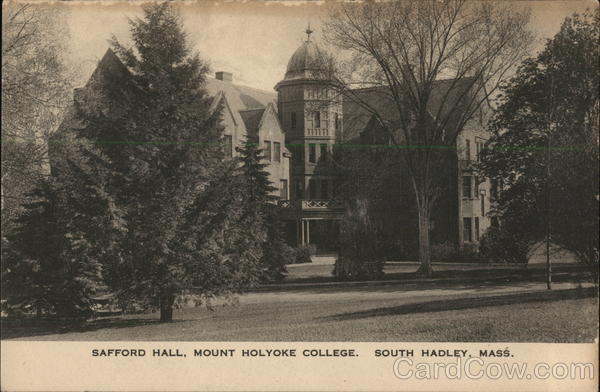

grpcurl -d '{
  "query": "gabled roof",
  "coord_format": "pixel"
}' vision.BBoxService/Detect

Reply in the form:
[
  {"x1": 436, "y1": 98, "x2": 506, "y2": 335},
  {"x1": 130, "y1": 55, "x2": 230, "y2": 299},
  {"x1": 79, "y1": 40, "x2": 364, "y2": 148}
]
[
  {"x1": 209, "y1": 90, "x2": 240, "y2": 128},
  {"x1": 239, "y1": 103, "x2": 282, "y2": 138},
  {"x1": 205, "y1": 78, "x2": 276, "y2": 112},
  {"x1": 86, "y1": 48, "x2": 132, "y2": 89},
  {"x1": 75, "y1": 48, "x2": 278, "y2": 132},
  {"x1": 239, "y1": 108, "x2": 265, "y2": 135},
  {"x1": 342, "y1": 87, "x2": 399, "y2": 143},
  {"x1": 341, "y1": 77, "x2": 479, "y2": 144},
  {"x1": 205, "y1": 78, "x2": 277, "y2": 136}
]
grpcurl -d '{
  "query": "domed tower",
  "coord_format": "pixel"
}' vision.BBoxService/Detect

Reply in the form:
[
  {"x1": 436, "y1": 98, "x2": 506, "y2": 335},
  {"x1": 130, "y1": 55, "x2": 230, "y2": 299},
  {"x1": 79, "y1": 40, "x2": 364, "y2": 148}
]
[
  {"x1": 275, "y1": 27, "x2": 343, "y2": 250},
  {"x1": 275, "y1": 26, "x2": 342, "y2": 203}
]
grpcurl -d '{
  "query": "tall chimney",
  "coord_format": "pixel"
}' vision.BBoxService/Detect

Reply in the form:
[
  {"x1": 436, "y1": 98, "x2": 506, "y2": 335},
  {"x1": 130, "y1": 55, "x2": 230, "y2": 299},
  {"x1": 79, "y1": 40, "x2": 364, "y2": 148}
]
[{"x1": 215, "y1": 71, "x2": 233, "y2": 82}]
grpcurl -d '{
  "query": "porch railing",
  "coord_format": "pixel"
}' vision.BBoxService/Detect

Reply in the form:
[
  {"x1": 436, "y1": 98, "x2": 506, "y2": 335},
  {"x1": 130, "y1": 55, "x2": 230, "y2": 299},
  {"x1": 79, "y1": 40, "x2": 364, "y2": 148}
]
[{"x1": 277, "y1": 199, "x2": 344, "y2": 211}]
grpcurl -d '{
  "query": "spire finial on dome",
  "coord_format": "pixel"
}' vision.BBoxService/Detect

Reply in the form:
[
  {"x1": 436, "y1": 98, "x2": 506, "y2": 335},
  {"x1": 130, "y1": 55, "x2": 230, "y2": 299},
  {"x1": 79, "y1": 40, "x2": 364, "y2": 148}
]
[{"x1": 305, "y1": 23, "x2": 314, "y2": 42}]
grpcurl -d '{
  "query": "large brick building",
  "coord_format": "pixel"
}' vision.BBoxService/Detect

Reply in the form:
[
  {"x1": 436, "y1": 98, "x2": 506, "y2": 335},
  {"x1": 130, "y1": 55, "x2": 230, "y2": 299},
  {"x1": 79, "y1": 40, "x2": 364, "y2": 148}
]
[
  {"x1": 272, "y1": 30, "x2": 494, "y2": 254},
  {"x1": 57, "y1": 29, "x2": 494, "y2": 255}
]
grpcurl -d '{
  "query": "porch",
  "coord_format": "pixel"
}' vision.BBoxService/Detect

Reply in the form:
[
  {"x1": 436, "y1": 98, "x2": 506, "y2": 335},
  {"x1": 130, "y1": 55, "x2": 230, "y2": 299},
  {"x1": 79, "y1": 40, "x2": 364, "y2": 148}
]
[{"x1": 278, "y1": 199, "x2": 344, "y2": 253}]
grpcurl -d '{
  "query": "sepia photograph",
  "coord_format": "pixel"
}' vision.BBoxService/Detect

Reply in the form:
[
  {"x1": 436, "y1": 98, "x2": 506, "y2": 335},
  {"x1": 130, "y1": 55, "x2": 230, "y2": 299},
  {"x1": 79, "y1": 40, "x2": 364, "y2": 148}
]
[{"x1": 1, "y1": 1, "x2": 598, "y2": 388}]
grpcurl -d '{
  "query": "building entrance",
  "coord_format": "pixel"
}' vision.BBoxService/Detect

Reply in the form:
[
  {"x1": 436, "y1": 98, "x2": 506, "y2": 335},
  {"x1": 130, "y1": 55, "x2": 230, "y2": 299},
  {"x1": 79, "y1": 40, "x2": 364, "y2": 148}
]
[{"x1": 298, "y1": 219, "x2": 339, "y2": 254}]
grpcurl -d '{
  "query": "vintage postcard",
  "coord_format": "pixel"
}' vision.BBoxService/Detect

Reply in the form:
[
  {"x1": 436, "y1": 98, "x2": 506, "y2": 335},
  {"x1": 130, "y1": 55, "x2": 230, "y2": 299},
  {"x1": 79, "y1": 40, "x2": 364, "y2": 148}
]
[{"x1": 1, "y1": 0, "x2": 598, "y2": 391}]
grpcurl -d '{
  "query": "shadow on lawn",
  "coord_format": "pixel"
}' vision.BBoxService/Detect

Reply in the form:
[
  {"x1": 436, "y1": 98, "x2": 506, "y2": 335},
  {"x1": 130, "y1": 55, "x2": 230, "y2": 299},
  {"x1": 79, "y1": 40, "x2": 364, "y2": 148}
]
[
  {"x1": 263, "y1": 267, "x2": 590, "y2": 296},
  {"x1": 1, "y1": 316, "x2": 189, "y2": 340},
  {"x1": 282, "y1": 263, "x2": 586, "y2": 285},
  {"x1": 322, "y1": 287, "x2": 598, "y2": 322}
]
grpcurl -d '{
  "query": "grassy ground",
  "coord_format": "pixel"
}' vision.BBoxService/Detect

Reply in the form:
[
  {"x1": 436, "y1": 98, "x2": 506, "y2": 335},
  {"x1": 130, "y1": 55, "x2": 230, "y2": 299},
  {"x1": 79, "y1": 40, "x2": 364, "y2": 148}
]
[{"x1": 2, "y1": 263, "x2": 597, "y2": 342}]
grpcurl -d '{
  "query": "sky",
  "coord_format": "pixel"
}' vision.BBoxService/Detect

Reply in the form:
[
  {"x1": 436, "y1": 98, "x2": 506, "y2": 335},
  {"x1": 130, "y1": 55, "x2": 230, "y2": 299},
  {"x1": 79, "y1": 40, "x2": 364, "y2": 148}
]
[{"x1": 61, "y1": 0, "x2": 597, "y2": 92}]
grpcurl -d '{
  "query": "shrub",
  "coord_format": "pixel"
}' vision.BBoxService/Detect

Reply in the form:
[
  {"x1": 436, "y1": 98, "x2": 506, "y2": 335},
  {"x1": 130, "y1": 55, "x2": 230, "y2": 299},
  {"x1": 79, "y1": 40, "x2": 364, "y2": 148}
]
[
  {"x1": 479, "y1": 226, "x2": 529, "y2": 263},
  {"x1": 431, "y1": 241, "x2": 482, "y2": 263},
  {"x1": 430, "y1": 241, "x2": 458, "y2": 262},
  {"x1": 459, "y1": 243, "x2": 481, "y2": 263},
  {"x1": 287, "y1": 245, "x2": 312, "y2": 264}
]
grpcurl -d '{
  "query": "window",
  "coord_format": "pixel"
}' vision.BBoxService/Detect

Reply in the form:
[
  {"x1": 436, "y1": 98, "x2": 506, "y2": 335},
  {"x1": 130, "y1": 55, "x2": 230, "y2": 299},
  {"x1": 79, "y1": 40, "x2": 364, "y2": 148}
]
[
  {"x1": 314, "y1": 111, "x2": 321, "y2": 128},
  {"x1": 264, "y1": 140, "x2": 272, "y2": 161},
  {"x1": 476, "y1": 141, "x2": 485, "y2": 161},
  {"x1": 474, "y1": 217, "x2": 480, "y2": 241},
  {"x1": 481, "y1": 197, "x2": 485, "y2": 217},
  {"x1": 280, "y1": 179, "x2": 288, "y2": 200},
  {"x1": 291, "y1": 112, "x2": 297, "y2": 129},
  {"x1": 308, "y1": 144, "x2": 316, "y2": 163},
  {"x1": 474, "y1": 176, "x2": 479, "y2": 197},
  {"x1": 463, "y1": 218, "x2": 472, "y2": 242},
  {"x1": 309, "y1": 179, "x2": 317, "y2": 199},
  {"x1": 224, "y1": 135, "x2": 233, "y2": 157},
  {"x1": 295, "y1": 180, "x2": 304, "y2": 199},
  {"x1": 320, "y1": 144, "x2": 328, "y2": 161},
  {"x1": 321, "y1": 111, "x2": 328, "y2": 130},
  {"x1": 274, "y1": 142, "x2": 281, "y2": 162},
  {"x1": 321, "y1": 180, "x2": 329, "y2": 199},
  {"x1": 465, "y1": 139, "x2": 471, "y2": 161},
  {"x1": 462, "y1": 176, "x2": 472, "y2": 198},
  {"x1": 334, "y1": 113, "x2": 340, "y2": 132}
]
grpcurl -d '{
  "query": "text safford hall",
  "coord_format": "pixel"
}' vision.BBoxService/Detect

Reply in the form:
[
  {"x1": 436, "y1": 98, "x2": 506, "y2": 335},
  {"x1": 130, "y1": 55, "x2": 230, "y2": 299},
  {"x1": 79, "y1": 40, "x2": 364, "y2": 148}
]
[{"x1": 91, "y1": 348, "x2": 358, "y2": 357}]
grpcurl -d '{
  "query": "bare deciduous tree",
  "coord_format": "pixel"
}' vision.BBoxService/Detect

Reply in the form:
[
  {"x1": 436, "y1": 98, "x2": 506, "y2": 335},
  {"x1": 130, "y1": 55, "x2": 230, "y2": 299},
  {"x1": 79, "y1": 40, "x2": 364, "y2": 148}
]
[
  {"x1": 322, "y1": 0, "x2": 532, "y2": 275},
  {"x1": 1, "y1": 2, "x2": 72, "y2": 234}
]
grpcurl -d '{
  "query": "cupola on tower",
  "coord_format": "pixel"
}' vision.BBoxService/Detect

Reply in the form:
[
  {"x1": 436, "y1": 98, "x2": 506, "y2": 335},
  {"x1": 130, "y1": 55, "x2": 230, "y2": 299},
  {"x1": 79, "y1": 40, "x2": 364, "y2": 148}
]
[{"x1": 275, "y1": 26, "x2": 342, "y2": 202}]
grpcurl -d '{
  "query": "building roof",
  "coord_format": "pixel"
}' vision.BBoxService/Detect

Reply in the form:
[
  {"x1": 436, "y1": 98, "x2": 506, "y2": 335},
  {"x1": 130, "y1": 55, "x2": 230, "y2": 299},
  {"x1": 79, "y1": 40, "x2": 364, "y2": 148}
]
[
  {"x1": 341, "y1": 77, "x2": 479, "y2": 144},
  {"x1": 205, "y1": 78, "x2": 276, "y2": 112},
  {"x1": 205, "y1": 77, "x2": 277, "y2": 135},
  {"x1": 57, "y1": 48, "x2": 281, "y2": 152},
  {"x1": 86, "y1": 48, "x2": 132, "y2": 88},
  {"x1": 80, "y1": 48, "x2": 277, "y2": 117},
  {"x1": 342, "y1": 87, "x2": 399, "y2": 143},
  {"x1": 239, "y1": 108, "x2": 265, "y2": 135},
  {"x1": 283, "y1": 40, "x2": 327, "y2": 81}
]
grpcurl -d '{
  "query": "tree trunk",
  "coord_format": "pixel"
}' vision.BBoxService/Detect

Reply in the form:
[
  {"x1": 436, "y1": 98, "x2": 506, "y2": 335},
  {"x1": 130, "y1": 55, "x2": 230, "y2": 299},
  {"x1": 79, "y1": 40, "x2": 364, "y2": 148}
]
[
  {"x1": 416, "y1": 206, "x2": 433, "y2": 277},
  {"x1": 159, "y1": 293, "x2": 175, "y2": 322}
]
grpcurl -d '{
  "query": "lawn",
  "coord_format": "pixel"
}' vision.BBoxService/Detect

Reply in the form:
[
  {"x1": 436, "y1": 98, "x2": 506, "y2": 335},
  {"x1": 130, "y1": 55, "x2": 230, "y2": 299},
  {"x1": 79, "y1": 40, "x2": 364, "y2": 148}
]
[{"x1": 2, "y1": 262, "x2": 597, "y2": 342}]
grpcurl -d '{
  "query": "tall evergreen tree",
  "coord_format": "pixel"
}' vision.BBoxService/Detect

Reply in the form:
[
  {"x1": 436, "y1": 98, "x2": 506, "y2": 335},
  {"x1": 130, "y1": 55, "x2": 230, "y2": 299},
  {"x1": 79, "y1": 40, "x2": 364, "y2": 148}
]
[
  {"x1": 66, "y1": 4, "x2": 264, "y2": 321},
  {"x1": 237, "y1": 139, "x2": 289, "y2": 282},
  {"x1": 238, "y1": 139, "x2": 277, "y2": 205},
  {"x1": 1, "y1": 175, "x2": 104, "y2": 319}
]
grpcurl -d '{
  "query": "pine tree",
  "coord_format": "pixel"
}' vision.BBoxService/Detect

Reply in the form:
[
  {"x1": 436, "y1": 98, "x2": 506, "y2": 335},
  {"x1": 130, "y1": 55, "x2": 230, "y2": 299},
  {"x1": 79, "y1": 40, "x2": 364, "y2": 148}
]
[
  {"x1": 64, "y1": 3, "x2": 264, "y2": 321},
  {"x1": 1, "y1": 177, "x2": 103, "y2": 320},
  {"x1": 237, "y1": 139, "x2": 289, "y2": 282}
]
